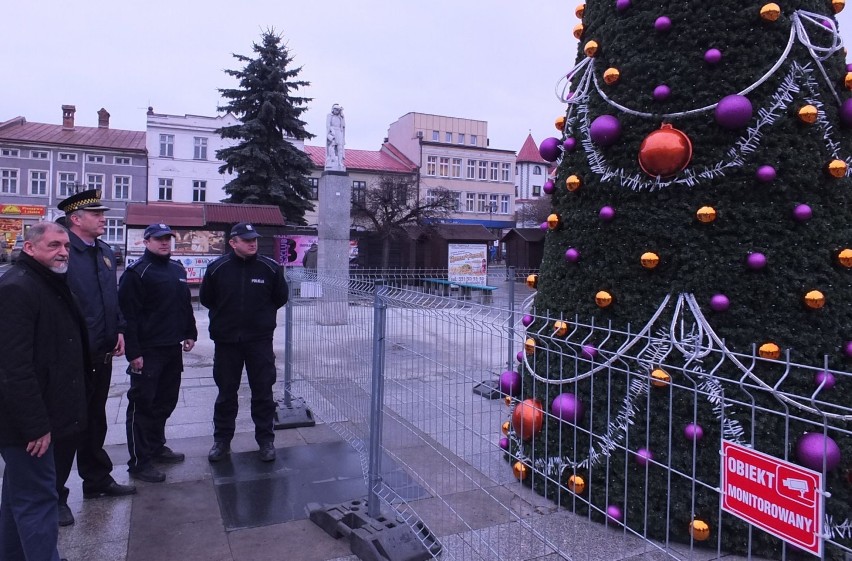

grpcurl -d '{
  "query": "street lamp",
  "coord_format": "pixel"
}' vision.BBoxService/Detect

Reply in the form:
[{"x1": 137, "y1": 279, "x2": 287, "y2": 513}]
[{"x1": 487, "y1": 201, "x2": 497, "y2": 224}]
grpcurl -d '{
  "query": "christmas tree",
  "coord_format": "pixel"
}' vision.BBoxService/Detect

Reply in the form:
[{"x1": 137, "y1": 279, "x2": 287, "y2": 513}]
[{"x1": 506, "y1": 1, "x2": 852, "y2": 558}]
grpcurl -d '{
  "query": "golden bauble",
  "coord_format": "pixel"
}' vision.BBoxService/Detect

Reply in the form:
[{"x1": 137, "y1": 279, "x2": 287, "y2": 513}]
[
  {"x1": 595, "y1": 290, "x2": 613, "y2": 308},
  {"x1": 650, "y1": 368, "x2": 671, "y2": 388},
  {"x1": 584, "y1": 40, "x2": 599, "y2": 57},
  {"x1": 502, "y1": 421, "x2": 511, "y2": 436},
  {"x1": 696, "y1": 206, "x2": 717, "y2": 223},
  {"x1": 603, "y1": 67, "x2": 620, "y2": 85},
  {"x1": 513, "y1": 461, "x2": 529, "y2": 480},
  {"x1": 573, "y1": 23, "x2": 585, "y2": 40},
  {"x1": 833, "y1": 0, "x2": 846, "y2": 13},
  {"x1": 553, "y1": 321, "x2": 569, "y2": 337},
  {"x1": 797, "y1": 105, "x2": 818, "y2": 124},
  {"x1": 575, "y1": 3, "x2": 586, "y2": 18},
  {"x1": 759, "y1": 342, "x2": 781, "y2": 359},
  {"x1": 760, "y1": 3, "x2": 781, "y2": 21},
  {"x1": 524, "y1": 338, "x2": 536, "y2": 355},
  {"x1": 566, "y1": 175, "x2": 582, "y2": 192},
  {"x1": 804, "y1": 290, "x2": 826, "y2": 309},
  {"x1": 690, "y1": 519, "x2": 711, "y2": 541},
  {"x1": 640, "y1": 252, "x2": 660, "y2": 269},
  {"x1": 547, "y1": 214, "x2": 560, "y2": 229},
  {"x1": 567, "y1": 474, "x2": 586, "y2": 494},
  {"x1": 845, "y1": 72, "x2": 852, "y2": 90},
  {"x1": 504, "y1": 396, "x2": 513, "y2": 406},
  {"x1": 555, "y1": 115, "x2": 567, "y2": 132},
  {"x1": 837, "y1": 248, "x2": 852, "y2": 267},
  {"x1": 526, "y1": 274, "x2": 538, "y2": 289},
  {"x1": 828, "y1": 159, "x2": 848, "y2": 178}
]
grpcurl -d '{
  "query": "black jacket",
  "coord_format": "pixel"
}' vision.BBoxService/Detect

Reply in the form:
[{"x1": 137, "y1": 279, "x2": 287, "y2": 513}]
[
  {"x1": 199, "y1": 251, "x2": 288, "y2": 343},
  {"x1": 0, "y1": 253, "x2": 89, "y2": 445},
  {"x1": 118, "y1": 250, "x2": 198, "y2": 361},
  {"x1": 67, "y1": 230, "x2": 125, "y2": 355}
]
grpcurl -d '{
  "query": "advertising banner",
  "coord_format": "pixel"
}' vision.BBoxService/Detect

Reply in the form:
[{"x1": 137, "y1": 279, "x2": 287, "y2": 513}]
[
  {"x1": 126, "y1": 228, "x2": 226, "y2": 285},
  {"x1": 448, "y1": 243, "x2": 487, "y2": 285},
  {"x1": 276, "y1": 235, "x2": 359, "y2": 267},
  {"x1": 0, "y1": 204, "x2": 45, "y2": 216}
]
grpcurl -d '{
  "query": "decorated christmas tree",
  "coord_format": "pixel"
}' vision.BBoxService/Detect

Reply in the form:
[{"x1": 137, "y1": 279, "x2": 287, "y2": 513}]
[{"x1": 505, "y1": 1, "x2": 852, "y2": 558}]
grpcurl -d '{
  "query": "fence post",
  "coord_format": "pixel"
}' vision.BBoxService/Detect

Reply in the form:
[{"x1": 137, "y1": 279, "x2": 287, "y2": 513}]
[
  {"x1": 367, "y1": 279, "x2": 387, "y2": 519},
  {"x1": 273, "y1": 273, "x2": 315, "y2": 429},
  {"x1": 506, "y1": 265, "x2": 516, "y2": 371}
]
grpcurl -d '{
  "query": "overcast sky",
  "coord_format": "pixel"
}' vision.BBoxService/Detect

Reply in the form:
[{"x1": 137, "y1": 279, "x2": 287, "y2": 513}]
[
  {"x1": 3, "y1": 1, "x2": 851, "y2": 155},
  {"x1": 1, "y1": 0, "x2": 575, "y2": 153}
]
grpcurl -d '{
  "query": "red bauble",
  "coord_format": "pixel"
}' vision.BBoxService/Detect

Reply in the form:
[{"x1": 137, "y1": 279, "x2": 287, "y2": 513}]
[
  {"x1": 512, "y1": 399, "x2": 544, "y2": 440},
  {"x1": 638, "y1": 123, "x2": 693, "y2": 177}
]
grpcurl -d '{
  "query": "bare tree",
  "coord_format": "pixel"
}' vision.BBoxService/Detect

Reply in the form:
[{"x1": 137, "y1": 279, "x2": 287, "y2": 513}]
[
  {"x1": 514, "y1": 197, "x2": 553, "y2": 227},
  {"x1": 352, "y1": 174, "x2": 456, "y2": 268}
]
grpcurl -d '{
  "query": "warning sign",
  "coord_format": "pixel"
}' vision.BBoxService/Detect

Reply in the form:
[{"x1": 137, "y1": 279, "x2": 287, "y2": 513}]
[{"x1": 721, "y1": 440, "x2": 823, "y2": 556}]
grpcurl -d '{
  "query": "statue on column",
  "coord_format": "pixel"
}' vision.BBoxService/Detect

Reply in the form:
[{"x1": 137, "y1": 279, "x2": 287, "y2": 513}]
[{"x1": 325, "y1": 104, "x2": 346, "y2": 171}]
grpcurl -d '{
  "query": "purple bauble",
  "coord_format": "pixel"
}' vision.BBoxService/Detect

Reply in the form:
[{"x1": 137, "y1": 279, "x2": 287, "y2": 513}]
[
  {"x1": 636, "y1": 448, "x2": 653, "y2": 466},
  {"x1": 715, "y1": 95, "x2": 753, "y2": 129},
  {"x1": 684, "y1": 423, "x2": 704, "y2": 441},
  {"x1": 499, "y1": 437, "x2": 509, "y2": 450},
  {"x1": 747, "y1": 252, "x2": 767, "y2": 270},
  {"x1": 606, "y1": 505, "x2": 624, "y2": 522},
  {"x1": 552, "y1": 393, "x2": 585, "y2": 424},
  {"x1": 565, "y1": 247, "x2": 581, "y2": 263},
  {"x1": 844, "y1": 340, "x2": 852, "y2": 357},
  {"x1": 814, "y1": 371, "x2": 837, "y2": 390},
  {"x1": 581, "y1": 345, "x2": 598, "y2": 359},
  {"x1": 796, "y1": 433, "x2": 841, "y2": 472},
  {"x1": 539, "y1": 222, "x2": 549, "y2": 230},
  {"x1": 710, "y1": 294, "x2": 730, "y2": 312},
  {"x1": 543, "y1": 180, "x2": 555, "y2": 195},
  {"x1": 589, "y1": 115, "x2": 622, "y2": 147},
  {"x1": 499, "y1": 370, "x2": 522, "y2": 396},
  {"x1": 563, "y1": 137, "x2": 577, "y2": 152},
  {"x1": 599, "y1": 206, "x2": 616, "y2": 222},
  {"x1": 793, "y1": 204, "x2": 812, "y2": 222},
  {"x1": 615, "y1": 0, "x2": 631, "y2": 12},
  {"x1": 539, "y1": 137, "x2": 561, "y2": 162},
  {"x1": 655, "y1": 16, "x2": 672, "y2": 32},
  {"x1": 522, "y1": 314, "x2": 534, "y2": 327},
  {"x1": 653, "y1": 84, "x2": 671, "y2": 101},
  {"x1": 704, "y1": 48, "x2": 722, "y2": 65},
  {"x1": 516, "y1": 351, "x2": 524, "y2": 363},
  {"x1": 756, "y1": 165, "x2": 777, "y2": 183},
  {"x1": 840, "y1": 99, "x2": 852, "y2": 128},
  {"x1": 847, "y1": 63, "x2": 852, "y2": 72}
]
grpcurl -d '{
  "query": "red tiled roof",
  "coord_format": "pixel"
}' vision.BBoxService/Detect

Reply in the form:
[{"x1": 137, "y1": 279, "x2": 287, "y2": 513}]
[
  {"x1": 125, "y1": 202, "x2": 285, "y2": 227},
  {"x1": 204, "y1": 203, "x2": 285, "y2": 225},
  {"x1": 304, "y1": 144, "x2": 417, "y2": 173},
  {"x1": 516, "y1": 134, "x2": 548, "y2": 164},
  {"x1": 0, "y1": 119, "x2": 146, "y2": 152}
]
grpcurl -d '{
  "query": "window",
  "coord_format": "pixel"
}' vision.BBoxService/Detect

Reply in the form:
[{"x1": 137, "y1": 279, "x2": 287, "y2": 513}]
[
  {"x1": 1, "y1": 148, "x2": 19, "y2": 157},
  {"x1": 450, "y1": 191, "x2": 461, "y2": 211},
  {"x1": 458, "y1": 134, "x2": 465, "y2": 145},
  {"x1": 31, "y1": 151, "x2": 48, "y2": 160},
  {"x1": 490, "y1": 162, "x2": 499, "y2": 181},
  {"x1": 432, "y1": 130, "x2": 439, "y2": 141},
  {"x1": 426, "y1": 189, "x2": 439, "y2": 204},
  {"x1": 533, "y1": 185, "x2": 541, "y2": 197},
  {"x1": 470, "y1": 135, "x2": 478, "y2": 146},
  {"x1": 500, "y1": 194, "x2": 510, "y2": 214},
  {"x1": 467, "y1": 160, "x2": 476, "y2": 179},
  {"x1": 451, "y1": 158, "x2": 462, "y2": 178},
  {"x1": 478, "y1": 161, "x2": 488, "y2": 180},
  {"x1": 30, "y1": 170, "x2": 47, "y2": 195},
  {"x1": 158, "y1": 178, "x2": 173, "y2": 201},
  {"x1": 87, "y1": 173, "x2": 104, "y2": 192},
  {"x1": 502, "y1": 163, "x2": 511, "y2": 182},
  {"x1": 489, "y1": 194, "x2": 499, "y2": 214},
  {"x1": 159, "y1": 134, "x2": 174, "y2": 157},
  {"x1": 352, "y1": 180, "x2": 366, "y2": 204},
  {"x1": 438, "y1": 157, "x2": 449, "y2": 177},
  {"x1": 533, "y1": 166, "x2": 542, "y2": 175},
  {"x1": 58, "y1": 172, "x2": 77, "y2": 198},
  {"x1": 477, "y1": 193, "x2": 488, "y2": 212},
  {"x1": 445, "y1": 132, "x2": 452, "y2": 143},
  {"x1": 58, "y1": 152, "x2": 77, "y2": 162},
  {"x1": 308, "y1": 177, "x2": 319, "y2": 200},
  {"x1": 87, "y1": 154, "x2": 104, "y2": 163},
  {"x1": 465, "y1": 193, "x2": 475, "y2": 212},
  {"x1": 0, "y1": 169, "x2": 18, "y2": 194},
  {"x1": 192, "y1": 180, "x2": 207, "y2": 202},
  {"x1": 104, "y1": 219, "x2": 124, "y2": 243},
  {"x1": 113, "y1": 176, "x2": 130, "y2": 199},
  {"x1": 114, "y1": 156, "x2": 131, "y2": 165},
  {"x1": 193, "y1": 137, "x2": 208, "y2": 160},
  {"x1": 426, "y1": 155, "x2": 437, "y2": 176}
]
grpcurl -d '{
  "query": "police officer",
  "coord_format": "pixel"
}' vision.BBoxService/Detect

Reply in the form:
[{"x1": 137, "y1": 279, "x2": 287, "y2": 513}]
[
  {"x1": 118, "y1": 224, "x2": 197, "y2": 483},
  {"x1": 200, "y1": 223, "x2": 288, "y2": 463}
]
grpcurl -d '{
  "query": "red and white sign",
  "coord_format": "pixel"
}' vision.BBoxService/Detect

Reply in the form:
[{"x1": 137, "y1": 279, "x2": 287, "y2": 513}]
[{"x1": 721, "y1": 440, "x2": 823, "y2": 556}]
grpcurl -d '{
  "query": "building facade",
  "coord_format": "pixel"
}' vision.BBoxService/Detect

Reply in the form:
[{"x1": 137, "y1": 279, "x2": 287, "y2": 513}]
[
  {"x1": 514, "y1": 133, "x2": 553, "y2": 227},
  {"x1": 0, "y1": 105, "x2": 146, "y2": 246}
]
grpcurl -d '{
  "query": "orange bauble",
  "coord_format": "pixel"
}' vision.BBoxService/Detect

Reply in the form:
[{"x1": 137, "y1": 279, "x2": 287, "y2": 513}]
[
  {"x1": 759, "y1": 342, "x2": 781, "y2": 359},
  {"x1": 638, "y1": 124, "x2": 693, "y2": 177},
  {"x1": 553, "y1": 320, "x2": 569, "y2": 337},
  {"x1": 690, "y1": 520, "x2": 711, "y2": 541},
  {"x1": 575, "y1": 3, "x2": 586, "y2": 18},
  {"x1": 838, "y1": 248, "x2": 852, "y2": 267},
  {"x1": 555, "y1": 115, "x2": 566, "y2": 132},
  {"x1": 512, "y1": 399, "x2": 544, "y2": 440},
  {"x1": 573, "y1": 23, "x2": 585, "y2": 39},
  {"x1": 640, "y1": 252, "x2": 660, "y2": 269},
  {"x1": 804, "y1": 290, "x2": 825, "y2": 309},
  {"x1": 567, "y1": 474, "x2": 586, "y2": 494},
  {"x1": 513, "y1": 461, "x2": 529, "y2": 480}
]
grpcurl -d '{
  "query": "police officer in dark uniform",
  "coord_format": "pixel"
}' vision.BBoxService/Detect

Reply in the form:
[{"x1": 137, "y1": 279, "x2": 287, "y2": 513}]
[
  {"x1": 200, "y1": 223, "x2": 288, "y2": 463},
  {"x1": 54, "y1": 189, "x2": 135, "y2": 527},
  {"x1": 118, "y1": 224, "x2": 197, "y2": 483}
]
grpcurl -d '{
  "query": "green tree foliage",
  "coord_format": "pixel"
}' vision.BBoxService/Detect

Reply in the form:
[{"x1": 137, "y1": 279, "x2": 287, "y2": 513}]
[{"x1": 217, "y1": 30, "x2": 315, "y2": 225}]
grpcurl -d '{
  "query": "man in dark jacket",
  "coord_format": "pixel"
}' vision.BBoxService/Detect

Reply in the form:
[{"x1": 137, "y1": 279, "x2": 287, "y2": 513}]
[
  {"x1": 200, "y1": 223, "x2": 288, "y2": 463},
  {"x1": 0, "y1": 222, "x2": 88, "y2": 561},
  {"x1": 54, "y1": 189, "x2": 135, "y2": 527},
  {"x1": 118, "y1": 224, "x2": 197, "y2": 484}
]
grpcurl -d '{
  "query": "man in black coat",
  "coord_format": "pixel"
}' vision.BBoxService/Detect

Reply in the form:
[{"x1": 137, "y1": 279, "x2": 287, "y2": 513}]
[
  {"x1": 0, "y1": 222, "x2": 88, "y2": 561},
  {"x1": 118, "y1": 224, "x2": 197, "y2": 484},
  {"x1": 200, "y1": 223, "x2": 288, "y2": 463}
]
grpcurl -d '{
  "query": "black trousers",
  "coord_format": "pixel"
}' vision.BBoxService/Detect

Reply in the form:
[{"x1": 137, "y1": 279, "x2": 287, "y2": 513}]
[
  {"x1": 54, "y1": 356, "x2": 115, "y2": 501},
  {"x1": 126, "y1": 345, "x2": 183, "y2": 472},
  {"x1": 212, "y1": 339, "x2": 277, "y2": 445}
]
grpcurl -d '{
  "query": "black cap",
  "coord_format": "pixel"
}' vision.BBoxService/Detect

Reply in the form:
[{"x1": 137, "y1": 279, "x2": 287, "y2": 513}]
[
  {"x1": 230, "y1": 222, "x2": 261, "y2": 240},
  {"x1": 143, "y1": 223, "x2": 175, "y2": 239},
  {"x1": 57, "y1": 189, "x2": 110, "y2": 213}
]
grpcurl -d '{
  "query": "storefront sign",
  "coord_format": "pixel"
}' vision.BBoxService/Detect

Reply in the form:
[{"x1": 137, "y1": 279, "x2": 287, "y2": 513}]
[{"x1": 0, "y1": 204, "x2": 45, "y2": 216}]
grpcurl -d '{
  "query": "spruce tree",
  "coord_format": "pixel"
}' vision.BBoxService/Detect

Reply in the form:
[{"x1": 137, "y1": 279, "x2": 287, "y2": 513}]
[
  {"x1": 217, "y1": 30, "x2": 315, "y2": 225},
  {"x1": 510, "y1": 2, "x2": 852, "y2": 559}
]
